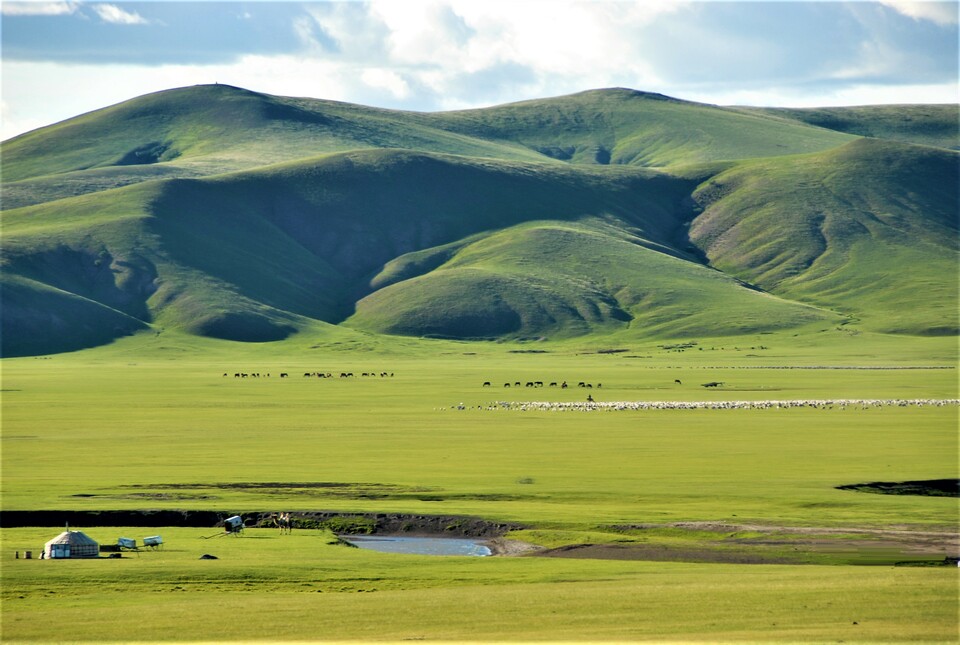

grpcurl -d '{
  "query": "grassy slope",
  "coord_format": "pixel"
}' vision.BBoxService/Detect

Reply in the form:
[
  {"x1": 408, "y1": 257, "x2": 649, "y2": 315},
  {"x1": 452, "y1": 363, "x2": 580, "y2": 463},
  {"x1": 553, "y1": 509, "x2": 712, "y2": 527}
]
[
  {"x1": 689, "y1": 138, "x2": 959, "y2": 335},
  {"x1": 350, "y1": 218, "x2": 838, "y2": 339},
  {"x1": 2, "y1": 85, "x2": 856, "y2": 208},
  {"x1": 736, "y1": 104, "x2": 959, "y2": 150},
  {"x1": 429, "y1": 88, "x2": 856, "y2": 167},
  {"x1": 1, "y1": 84, "x2": 547, "y2": 186},
  {"x1": 2, "y1": 85, "x2": 957, "y2": 355},
  {"x1": 3, "y1": 150, "x2": 847, "y2": 352}
]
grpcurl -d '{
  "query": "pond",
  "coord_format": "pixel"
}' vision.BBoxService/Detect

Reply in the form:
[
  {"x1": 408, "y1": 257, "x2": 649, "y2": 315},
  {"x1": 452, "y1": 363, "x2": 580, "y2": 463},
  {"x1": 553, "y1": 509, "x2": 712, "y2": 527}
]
[{"x1": 341, "y1": 535, "x2": 492, "y2": 557}]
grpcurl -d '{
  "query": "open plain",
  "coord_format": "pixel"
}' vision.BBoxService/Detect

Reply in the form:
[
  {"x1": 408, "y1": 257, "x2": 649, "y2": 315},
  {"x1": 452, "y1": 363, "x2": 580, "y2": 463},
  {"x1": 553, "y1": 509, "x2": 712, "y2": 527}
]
[{"x1": 2, "y1": 328, "x2": 957, "y2": 642}]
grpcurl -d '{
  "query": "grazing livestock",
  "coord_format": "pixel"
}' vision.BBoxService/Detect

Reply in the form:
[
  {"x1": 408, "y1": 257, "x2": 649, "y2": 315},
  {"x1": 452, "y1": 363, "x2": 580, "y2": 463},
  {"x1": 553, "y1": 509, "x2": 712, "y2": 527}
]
[
  {"x1": 483, "y1": 382, "x2": 491, "y2": 387},
  {"x1": 675, "y1": 379, "x2": 682, "y2": 385},
  {"x1": 702, "y1": 382, "x2": 724, "y2": 388},
  {"x1": 485, "y1": 398, "x2": 959, "y2": 413},
  {"x1": 504, "y1": 383, "x2": 511, "y2": 387},
  {"x1": 549, "y1": 382, "x2": 558, "y2": 387},
  {"x1": 280, "y1": 373, "x2": 288, "y2": 378}
]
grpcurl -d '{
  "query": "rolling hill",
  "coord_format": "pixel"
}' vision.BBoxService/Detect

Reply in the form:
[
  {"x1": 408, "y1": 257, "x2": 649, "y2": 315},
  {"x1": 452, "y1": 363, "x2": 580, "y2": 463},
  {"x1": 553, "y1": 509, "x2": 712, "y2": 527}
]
[{"x1": 1, "y1": 85, "x2": 956, "y2": 356}]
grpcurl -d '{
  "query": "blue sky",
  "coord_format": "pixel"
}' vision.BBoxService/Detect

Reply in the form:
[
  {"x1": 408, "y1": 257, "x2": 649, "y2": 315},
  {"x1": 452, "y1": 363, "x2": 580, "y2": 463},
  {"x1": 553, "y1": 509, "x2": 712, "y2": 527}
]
[{"x1": 2, "y1": 1, "x2": 957, "y2": 139}]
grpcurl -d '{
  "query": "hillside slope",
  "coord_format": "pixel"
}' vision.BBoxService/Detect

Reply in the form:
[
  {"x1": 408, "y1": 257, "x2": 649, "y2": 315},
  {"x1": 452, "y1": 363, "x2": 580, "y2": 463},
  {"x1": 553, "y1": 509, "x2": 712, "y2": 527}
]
[
  {"x1": 2, "y1": 85, "x2": 857, "y2": 209},
  {"x1": 2, "y1": 149, "x2": 845, "y2": 354},
  {"x1": 349, "y1": 218, "x2": 837, "y2": 339},
  {"x1": 689, "y1": 139, "x2": 959, "y2": 335},
  {"x1": 2, "y1": 85, "x2": 956, "y2": 356},
  {"x1": 736, "y1": 105, "x2": 959, "y2": 150},
  {"x1": 430, "y1": 88, "x2": 856, "y2": 167}
]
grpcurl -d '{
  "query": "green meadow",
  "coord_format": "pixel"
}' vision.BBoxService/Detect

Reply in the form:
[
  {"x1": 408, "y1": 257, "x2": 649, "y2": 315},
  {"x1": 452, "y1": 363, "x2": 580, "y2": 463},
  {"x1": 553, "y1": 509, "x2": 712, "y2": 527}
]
[
  {"x1": 2, "y1": 84, "x2": 958, "y2": 641},
  {"x1": 2, "y1": 329, "x2": 957, "y2": 641}
]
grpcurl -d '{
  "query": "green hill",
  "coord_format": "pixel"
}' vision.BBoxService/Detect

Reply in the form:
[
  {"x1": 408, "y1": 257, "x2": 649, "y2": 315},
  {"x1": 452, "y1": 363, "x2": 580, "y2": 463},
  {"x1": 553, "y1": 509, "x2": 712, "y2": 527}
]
[
  {"x1": 430, "y1": 88, "x2": 856, "y2": 167},
  {"x1": 350, "y1": 218, "x2": 838, "y2": 339},
  {"x1": 1, "y1": 85, "x2": 957, "y2": 356},
  {"x1": 689, "y1": 138, "x2": 959, "y2": 335},
  {"x1": 2, "y1": 85, "x2": 856, "y2": 208},
  {"x1": 735, "y1": 104, "x2": 959, "y2": 150}
]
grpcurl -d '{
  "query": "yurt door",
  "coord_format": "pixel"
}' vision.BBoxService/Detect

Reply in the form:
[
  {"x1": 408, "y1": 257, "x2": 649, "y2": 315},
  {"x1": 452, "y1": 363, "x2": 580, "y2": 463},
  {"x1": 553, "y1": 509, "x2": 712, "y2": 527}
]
[{"x1": 51, "y1": 544, "x2": 70, "y2": 558}]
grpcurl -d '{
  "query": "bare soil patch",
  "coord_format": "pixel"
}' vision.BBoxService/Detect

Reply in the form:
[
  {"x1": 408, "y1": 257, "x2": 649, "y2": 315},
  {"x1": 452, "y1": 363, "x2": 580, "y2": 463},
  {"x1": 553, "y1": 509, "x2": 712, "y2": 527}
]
[{"x1": 835, "y1": 479, "x2": 958, "y2": 497}]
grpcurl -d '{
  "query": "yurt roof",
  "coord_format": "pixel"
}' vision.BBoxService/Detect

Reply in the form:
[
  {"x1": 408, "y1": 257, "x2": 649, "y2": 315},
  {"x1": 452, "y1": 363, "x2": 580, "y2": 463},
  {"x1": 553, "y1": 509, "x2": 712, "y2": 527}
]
[{"x1": 45, "y1": 530, "x2": 98, "y2": 546}]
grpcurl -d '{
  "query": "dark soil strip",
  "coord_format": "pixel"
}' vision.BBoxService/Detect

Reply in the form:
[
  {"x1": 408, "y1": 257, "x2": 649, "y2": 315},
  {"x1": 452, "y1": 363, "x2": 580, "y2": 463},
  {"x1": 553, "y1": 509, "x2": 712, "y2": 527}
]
[
  {"x1": 835, "y1": 479, "x2": 959, "y2": 497},
  {"x1": 0, "y1": 510, "x2": 521, "y2": 537}
]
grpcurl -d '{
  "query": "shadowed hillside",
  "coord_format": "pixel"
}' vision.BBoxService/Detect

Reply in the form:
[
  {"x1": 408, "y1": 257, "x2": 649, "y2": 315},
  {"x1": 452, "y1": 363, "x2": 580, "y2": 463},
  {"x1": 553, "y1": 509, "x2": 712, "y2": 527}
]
[
  {"x1": 1, "y1": 85, "x2": 957, "y2": 355},
  {"x1": 689, "y1": 139, "x2": 959, "y2": 335},
  {"x1": 3, "y1": 84, "x2": 856, "y2": 209},
  {"x1": 736, "y1": 105, "x2": 959, "y2": 151},
  {"x1": 430, "y1": 88, "x2": 856, "y2": 167}
]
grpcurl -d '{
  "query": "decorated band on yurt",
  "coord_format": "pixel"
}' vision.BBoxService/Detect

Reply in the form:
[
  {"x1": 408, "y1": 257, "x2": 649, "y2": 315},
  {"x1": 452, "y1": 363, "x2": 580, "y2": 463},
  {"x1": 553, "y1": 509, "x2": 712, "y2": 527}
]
[{"x1": 44, "y1": 530, "x2": 99, "y2": 559}]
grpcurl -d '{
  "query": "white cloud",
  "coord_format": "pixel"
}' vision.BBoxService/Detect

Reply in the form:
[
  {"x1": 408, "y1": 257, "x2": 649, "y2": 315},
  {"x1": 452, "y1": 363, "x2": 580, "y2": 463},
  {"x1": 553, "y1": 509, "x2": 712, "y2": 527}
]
[
  {"x1": 682, "y1": 82, "x2": 959, "y2": 108},
  {"x1": 91, "y1": 3, "x2": 149, "y2": 25},
  {"x1": 360, "y1": 68, "x2": 412, "y2": 100},
  {"x1": 1, "y1": 1, "x2": 956, "y2": 141},
  {"x1": 878, "y1": 1, "x2": 958, "y2": 26},
  {"x1": 1, "y1": 2, "x2": 77, "y2": 16}
]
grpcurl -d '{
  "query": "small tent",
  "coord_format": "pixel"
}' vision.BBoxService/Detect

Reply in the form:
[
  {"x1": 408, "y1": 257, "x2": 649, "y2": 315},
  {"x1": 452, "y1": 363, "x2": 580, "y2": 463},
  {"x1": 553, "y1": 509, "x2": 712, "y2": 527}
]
[{"x1": 44, "y1": 530, "x2": 99, "y2": 559}]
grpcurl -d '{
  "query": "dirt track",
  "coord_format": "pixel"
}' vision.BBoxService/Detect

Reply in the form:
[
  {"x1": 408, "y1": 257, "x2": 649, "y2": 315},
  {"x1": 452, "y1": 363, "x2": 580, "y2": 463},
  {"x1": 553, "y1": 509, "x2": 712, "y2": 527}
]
[{"x1": 536, "y1": 521, "x2": 960, "y2": 564}]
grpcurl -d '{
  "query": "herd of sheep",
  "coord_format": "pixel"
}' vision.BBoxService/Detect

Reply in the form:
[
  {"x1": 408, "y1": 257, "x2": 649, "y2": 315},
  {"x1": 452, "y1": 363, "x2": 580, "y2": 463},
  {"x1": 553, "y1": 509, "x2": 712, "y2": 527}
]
[{"x1": 451, "y1": 398, "x2": 960, "y2": 412}]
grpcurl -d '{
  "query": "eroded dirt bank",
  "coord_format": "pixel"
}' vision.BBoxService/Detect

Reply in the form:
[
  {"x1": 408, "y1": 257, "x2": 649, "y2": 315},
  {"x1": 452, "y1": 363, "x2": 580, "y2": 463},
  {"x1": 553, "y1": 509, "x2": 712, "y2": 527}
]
[{"x1": 0, "y1": 510, "x2": 521, "y2": 537}]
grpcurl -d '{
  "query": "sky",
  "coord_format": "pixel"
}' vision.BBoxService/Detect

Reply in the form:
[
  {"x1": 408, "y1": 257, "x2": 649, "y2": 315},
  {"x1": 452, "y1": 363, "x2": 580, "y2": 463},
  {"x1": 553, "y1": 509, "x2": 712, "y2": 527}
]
[{"x1": 1, "y1": 0, "x2": 957, "y2": 140}]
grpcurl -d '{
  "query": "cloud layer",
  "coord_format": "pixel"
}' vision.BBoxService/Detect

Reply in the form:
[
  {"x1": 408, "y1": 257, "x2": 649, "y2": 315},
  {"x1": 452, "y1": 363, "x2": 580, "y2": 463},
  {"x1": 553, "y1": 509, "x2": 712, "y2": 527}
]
[{"x1": 2, "y1": 1, "x2": 957, "y2": 140}]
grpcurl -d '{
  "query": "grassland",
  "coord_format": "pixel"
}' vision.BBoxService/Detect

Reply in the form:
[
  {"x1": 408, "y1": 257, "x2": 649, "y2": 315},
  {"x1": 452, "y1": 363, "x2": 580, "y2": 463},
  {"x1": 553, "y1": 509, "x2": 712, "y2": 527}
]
[
  {"x1": 1, "y1": 84, "x2": 958, "y2": 641},
  {"x1": 3, "y1": 526, "x2": 957, "y2": 642},
  {"x1": 2, "y1": 85, "x2": 957, "y2": 357},
  {"x1": 1, "y1": 328, "x2": 957, "y2": 641}
]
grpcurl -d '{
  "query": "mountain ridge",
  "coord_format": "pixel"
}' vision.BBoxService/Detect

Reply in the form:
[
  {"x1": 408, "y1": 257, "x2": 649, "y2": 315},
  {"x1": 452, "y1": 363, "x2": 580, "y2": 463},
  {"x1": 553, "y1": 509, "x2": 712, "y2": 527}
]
[{"x1": 1, "y1": 85, "x2": 956, "y2": 356}]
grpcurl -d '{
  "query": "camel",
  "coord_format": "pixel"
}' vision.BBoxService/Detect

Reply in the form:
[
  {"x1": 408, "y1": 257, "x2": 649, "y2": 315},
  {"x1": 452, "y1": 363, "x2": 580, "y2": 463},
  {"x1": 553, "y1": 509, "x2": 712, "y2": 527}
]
[{"x1": 266, "y1": 512, "x2": 293, "y2": 534}]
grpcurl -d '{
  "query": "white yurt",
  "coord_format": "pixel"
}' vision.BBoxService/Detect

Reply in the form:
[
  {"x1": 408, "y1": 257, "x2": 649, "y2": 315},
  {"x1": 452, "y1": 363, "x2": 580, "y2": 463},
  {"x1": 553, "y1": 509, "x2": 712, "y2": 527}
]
[{"x1": 44, "y1": 530, "x2": 100, "y2": 559}]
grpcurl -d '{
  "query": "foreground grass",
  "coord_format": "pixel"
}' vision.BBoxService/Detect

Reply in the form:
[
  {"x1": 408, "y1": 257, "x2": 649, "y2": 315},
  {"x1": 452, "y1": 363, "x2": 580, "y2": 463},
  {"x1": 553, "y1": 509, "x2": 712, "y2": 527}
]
[
  {"x1": 2, "y1": 528, "x2": 957, "y2": 642},
  {"x1": 1, "y1": 330, "x2": 956, "y2": 641}
]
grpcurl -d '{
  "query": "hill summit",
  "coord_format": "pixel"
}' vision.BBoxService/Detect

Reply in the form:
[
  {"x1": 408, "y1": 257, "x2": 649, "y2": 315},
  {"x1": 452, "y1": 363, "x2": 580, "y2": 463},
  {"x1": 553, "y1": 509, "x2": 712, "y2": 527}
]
[{"x1": 1, "y1": 85, "x2": 957, "y2": 356}]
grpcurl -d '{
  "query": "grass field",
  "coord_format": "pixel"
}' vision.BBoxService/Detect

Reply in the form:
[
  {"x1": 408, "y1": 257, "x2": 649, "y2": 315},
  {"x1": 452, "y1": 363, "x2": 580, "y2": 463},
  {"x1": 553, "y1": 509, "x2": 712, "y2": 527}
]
[{"x1": 1, "y1": 329, "x2": 957, "y2": 641}]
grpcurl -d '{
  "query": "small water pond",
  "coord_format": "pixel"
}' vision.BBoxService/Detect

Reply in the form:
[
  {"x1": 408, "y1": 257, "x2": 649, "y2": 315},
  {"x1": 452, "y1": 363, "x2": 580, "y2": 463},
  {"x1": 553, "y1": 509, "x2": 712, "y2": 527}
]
[{"x1": 341, "y1": 535, "x2": 492, "y2": 557}]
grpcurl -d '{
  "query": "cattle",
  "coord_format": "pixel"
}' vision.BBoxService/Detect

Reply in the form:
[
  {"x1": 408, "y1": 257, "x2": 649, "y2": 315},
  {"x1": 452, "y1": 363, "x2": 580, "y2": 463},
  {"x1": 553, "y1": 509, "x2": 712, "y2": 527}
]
[
  {"x1": 549, "y1": 382, "x2": 557, "y2": 387},
  {"x1": 675, "y1": 379, "x2": 682, "y2": 385},
  {"x1": 702, "y1": 381, "x2": 724, "y2": 388},
  {"x1": 534, "y1": 381, "x2": 543, "y2": 387},
  {"x1": 504, "y1": 383, "x2": 511, "y2": 387},
  {"x1": 561, "y1": 381, "x2": 568, "y2": 389},
  {"x1": 280, "y1": 373, "x2": 288, "y2": 378},
  {"x1": 525, "y1": 382, "x2": 534, "y2": 388},
  {"x1": 483, "y1": 382, "x2": 491, "y2": 387},
  {"x1": 578, "y1": 382, "x2": 586, "y2": 388}
]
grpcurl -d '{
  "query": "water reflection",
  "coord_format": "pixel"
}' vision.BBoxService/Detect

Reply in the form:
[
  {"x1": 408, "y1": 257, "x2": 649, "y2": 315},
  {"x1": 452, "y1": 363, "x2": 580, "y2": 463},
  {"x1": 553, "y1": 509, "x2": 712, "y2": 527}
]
[{"x1": 342, "y1": 535, "x2": 492, "y2": 556}]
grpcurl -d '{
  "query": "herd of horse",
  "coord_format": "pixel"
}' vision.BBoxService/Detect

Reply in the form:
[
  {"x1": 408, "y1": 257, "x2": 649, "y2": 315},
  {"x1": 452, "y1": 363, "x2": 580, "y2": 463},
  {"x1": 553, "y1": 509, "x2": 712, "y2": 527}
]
[{"x1": 225, "y1": 372, "x2": 395, "y2": 378}]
